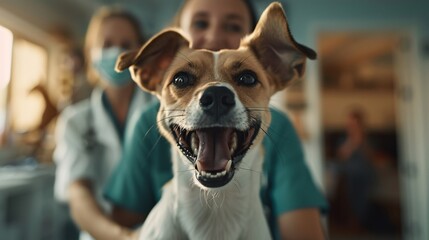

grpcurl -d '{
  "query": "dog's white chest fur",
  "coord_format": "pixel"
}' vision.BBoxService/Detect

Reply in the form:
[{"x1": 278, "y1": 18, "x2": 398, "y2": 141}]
[
  {"x1": 120, "y1": 2, "x2": 314, "y2": 239},
  {"x1": 138, "y1": 146, "x2": 271, "y2": 240}
]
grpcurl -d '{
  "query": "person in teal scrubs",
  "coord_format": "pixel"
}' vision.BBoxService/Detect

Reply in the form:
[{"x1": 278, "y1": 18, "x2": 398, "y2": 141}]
[
  {"x1": 105, "y1": 0, "x2": 328, "y2": 239},
  {"x1": 53, "y1": 7, "x2": 154, "y2": 240}
]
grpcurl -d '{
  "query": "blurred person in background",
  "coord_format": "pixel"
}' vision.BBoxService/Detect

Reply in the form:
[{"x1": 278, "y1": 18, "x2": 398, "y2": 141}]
[
  {"x1": 53, "y1": 6, "x2": 153, "y2": 240},
  {"x1": 104, "y1": 0, "x2": 328, "y2": 239},
  {"x1": 337, "y1": 109, "x2": 376, "y2": 231}
]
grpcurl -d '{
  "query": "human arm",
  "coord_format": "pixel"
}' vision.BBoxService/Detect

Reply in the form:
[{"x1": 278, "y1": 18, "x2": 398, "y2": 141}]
[
  {"x1": 53, "y1": 106, "x2": 137, "y2": 240},
  {"x1": 278, "y1": 208, "x2": 326, "y2": 240},
  {"x1": 264, "y1": 108, "x2": 328, "y2": 239},
  {"x1": 69, "y1": 180, "x2": 138, "y2": 240},
  {"x1": 104, "y1": 102, "x2": 173, "y2": 227},
  {"x1": 111, "y1": 205, "x2": 146, "y2": 229}
]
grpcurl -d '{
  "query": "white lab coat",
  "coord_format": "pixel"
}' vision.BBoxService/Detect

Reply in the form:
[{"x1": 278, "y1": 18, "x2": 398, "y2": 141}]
[{"x1": 53, "y1": 87, "x2": 154, "y2": 240}]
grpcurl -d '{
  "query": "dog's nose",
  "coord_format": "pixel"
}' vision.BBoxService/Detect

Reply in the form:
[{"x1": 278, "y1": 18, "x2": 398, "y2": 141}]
[{"x1": 200, "y1": 86, "x2": 235, "y2": 116}]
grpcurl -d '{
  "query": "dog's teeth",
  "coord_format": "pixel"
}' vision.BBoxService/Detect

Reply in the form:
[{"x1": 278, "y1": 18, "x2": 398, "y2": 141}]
[
  {"x1": 191, "y1": 132, "x2": 199, "y2": 155},
  {"x1": 230, "y1": 132, "x2": 237, "y2": 154},
  {"x1": 200, "y1": 170, "x2": 227, "y2": 179},
  {"x1": 225, "y1": 160, "x2": 232, "y2": 172},
  {"x1": 196, "y1": 161, "x2": 203, "y2": 172}
]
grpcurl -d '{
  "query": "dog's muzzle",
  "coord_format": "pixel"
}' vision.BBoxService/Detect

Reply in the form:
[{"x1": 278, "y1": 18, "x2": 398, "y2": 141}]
[
  {"x1": 172, "y1": 125, "x2": 260, "y2": 188},
  {"x1": 170, "y1": 86, "x2": 261, "y2": 188}
]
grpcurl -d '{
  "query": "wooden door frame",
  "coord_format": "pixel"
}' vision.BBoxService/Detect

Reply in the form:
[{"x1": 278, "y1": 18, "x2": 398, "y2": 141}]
[{"x1": 305, "y1": 21, "x2": 428, "y2": 240}]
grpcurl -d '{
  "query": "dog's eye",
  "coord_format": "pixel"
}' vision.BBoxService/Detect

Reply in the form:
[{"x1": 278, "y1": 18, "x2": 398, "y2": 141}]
[
  {"x1": 236, "y1": 71, "x2": 258, "y2": 86},
  {"x1": 172, "y1": 72, "x2": 195, "y2": 89}
]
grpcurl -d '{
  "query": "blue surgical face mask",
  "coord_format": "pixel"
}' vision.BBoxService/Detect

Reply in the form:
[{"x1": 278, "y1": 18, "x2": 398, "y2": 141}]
[{"x1": 92, "y1": 47, "x2": 132, "y2": 86}]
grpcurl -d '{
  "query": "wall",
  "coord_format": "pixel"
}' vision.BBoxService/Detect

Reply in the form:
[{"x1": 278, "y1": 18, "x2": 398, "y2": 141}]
[
  {"x1": 253, "y1": 0, "x2": 429, "y2": 45},
  {"x1": 322, "y1": 90, "x2": 396, "y2": 131},
  {"x1": 0, "y1": 0, "x2": 91, "y2": 42},
  {"x1": 262, "y1": 1, "x2": 429, "y2": 239}
]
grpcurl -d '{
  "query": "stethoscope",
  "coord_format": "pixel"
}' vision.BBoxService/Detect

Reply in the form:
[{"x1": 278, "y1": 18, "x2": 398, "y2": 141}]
[{"x1": 83, "y1": 110, "x2": 98, "y2": 152}]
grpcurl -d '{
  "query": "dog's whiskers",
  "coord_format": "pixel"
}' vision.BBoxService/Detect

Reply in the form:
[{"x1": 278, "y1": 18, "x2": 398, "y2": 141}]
[
  {"x1": 210, "y1": 192, "x2": 219, "y2": 209},
  {"x1": 249, "y1": 114, "x2": 291, "y2": 168},
  {"x1": 199, "y1": 188, "x2": 204, "y2": 207},
  {"x1": 237, "y1": 54, "x2": 253, "y2": 67},
  {"x1": 145, "y1": 134, "x2": 164, "y2": 160},
  {"x1": 236, "y1": 166, "x2": 262, "y2": 175},
  {"x1": 144, "y1": 114, "x2": 185, "y2": 139},
  {"x1": 143, "y1": 114, "x2": 187, "y2": 161},
  {"x1": 204, "y1": 190, "x2": 212, "y2": 209},
  {"x1": 247, "y1": 109, "x2": 270, "y2": 113},
  {"x1": 258, "y1": 125, "x2": 269, "y2": 137},
  {"x1": 248, "y1": 116, "x2": 270, "y2": 133},
  {"x1": 247, "y1": 107, "x2": 270, "y2": 113},
  {"x1": 232, "y1": 180, "x2": 241, "y2": 193},
  {"x1": 200, "y1": 189, "x2": 228, "y2": 210},
  {"x1": 175, "y1": 168, "x2": 194, "y2": 174},
  {"x1": 220, "y1": 192, "x2": 226, "y2": 209},
  {"x1": 162, "y1": 109, "x2": 186, "y2": 112},
  {"x1": 257, "y1": 125, "x2": 282, "y2": 157}
]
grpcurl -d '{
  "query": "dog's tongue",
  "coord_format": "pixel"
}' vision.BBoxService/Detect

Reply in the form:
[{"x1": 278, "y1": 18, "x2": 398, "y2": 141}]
[{"x1": 196, "y1": 128, "x2": 232, "y2": 171}]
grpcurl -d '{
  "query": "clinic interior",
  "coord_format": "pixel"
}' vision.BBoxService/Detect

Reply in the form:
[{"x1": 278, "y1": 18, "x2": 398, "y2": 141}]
[{"x1": 0, "y1": 0, "x2": 428, "y2": 240}]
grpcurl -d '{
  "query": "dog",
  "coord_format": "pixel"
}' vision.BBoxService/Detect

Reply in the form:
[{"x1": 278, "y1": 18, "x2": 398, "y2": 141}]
[{"x1": 116, "y1": 2, "x2": 316, "y2": 239}]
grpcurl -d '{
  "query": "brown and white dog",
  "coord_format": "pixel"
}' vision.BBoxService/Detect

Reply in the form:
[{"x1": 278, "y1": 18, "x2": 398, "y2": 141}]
[{"x1": 116, "y1": 2, "x2": 316, "y2": 240}]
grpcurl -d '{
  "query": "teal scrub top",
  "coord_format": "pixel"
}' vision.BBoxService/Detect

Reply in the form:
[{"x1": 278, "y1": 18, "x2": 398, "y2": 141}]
[{"x1": 104, "y1": 101, "x2": 328, "y2": 239}]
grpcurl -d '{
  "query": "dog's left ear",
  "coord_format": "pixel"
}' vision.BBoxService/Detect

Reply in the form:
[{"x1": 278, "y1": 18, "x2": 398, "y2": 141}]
[
  {"x1": 115, "y1": 29, "x2": 190, "y2": 94},
  {"x1": 241, "y1": 2, "x2": 316, "y2": 93}
]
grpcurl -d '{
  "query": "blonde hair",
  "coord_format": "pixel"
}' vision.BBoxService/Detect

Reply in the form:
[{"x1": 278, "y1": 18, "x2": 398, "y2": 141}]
[{"x1": 84, "y1": 6, "x2": 145, "y2": 85}]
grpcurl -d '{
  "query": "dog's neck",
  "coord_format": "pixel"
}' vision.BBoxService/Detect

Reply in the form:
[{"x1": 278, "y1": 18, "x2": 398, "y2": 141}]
[{"x1": 170, "y1": 144, "x2": 264, "y2": 239}]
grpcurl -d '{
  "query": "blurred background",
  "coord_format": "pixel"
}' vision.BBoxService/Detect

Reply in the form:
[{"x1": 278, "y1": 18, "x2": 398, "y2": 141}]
[{"x1": 0, "y1": 0, "x2": 428, "y2": 239}]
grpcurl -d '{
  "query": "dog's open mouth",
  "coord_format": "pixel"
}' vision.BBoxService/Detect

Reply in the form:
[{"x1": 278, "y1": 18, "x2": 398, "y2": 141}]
[{"x1": 171, "y1": 123, "x2": 260, "y2": 188}]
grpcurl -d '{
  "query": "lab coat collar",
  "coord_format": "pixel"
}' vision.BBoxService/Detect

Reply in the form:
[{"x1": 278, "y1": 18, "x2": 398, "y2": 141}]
[
  {"x1": 90, "y1": 87, "x2": 120, "y2": 149},
  {"x1": 89, "y1": 87, "x2": 153, "y2": 149}
]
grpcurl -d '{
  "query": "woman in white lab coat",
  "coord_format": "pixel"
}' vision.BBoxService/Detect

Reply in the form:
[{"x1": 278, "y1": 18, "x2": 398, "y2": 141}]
[{"x1": 53, "y1": 7, "x2": 153, "y2": 240}]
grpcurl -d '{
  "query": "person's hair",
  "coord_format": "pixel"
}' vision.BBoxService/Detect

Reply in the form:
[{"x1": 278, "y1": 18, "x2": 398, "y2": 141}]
[
  {"x1": 170, "y1": 0, "x2": 258, "y2": 31},
  {"x1": 84, "y1": 6, "x2": 145, "y2": 85}
]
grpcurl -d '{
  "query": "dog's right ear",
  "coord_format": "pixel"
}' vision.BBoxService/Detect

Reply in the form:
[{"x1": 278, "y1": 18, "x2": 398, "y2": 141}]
[
  {"x1": 241, "y1": 2, "x2": 316, "y2": 94},
  {"x1": 115, "y1": 29, "x2": 190, "y2": 94}
]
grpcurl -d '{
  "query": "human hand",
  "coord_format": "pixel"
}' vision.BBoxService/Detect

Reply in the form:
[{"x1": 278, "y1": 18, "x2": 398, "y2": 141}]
[{"x1": 122, "y1": 227, "x2": 140, "y2": 240}]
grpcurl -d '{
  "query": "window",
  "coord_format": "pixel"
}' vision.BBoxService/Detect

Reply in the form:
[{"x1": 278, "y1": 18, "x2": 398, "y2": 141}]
[
  {"x1": 9, "y1": 39, "x2": 48, "y2": 133},
  {"x1": 0, "y1": 25, "x2": 13, "y2": 144},
  {"x1": 0, "y1": 25, "x2": 48, "y2": 146}
]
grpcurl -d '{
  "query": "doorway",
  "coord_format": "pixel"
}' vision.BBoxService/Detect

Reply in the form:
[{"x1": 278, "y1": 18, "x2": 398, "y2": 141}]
[{"x1": 318, "y1": 31, "x2": 403, "y2": 239}]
